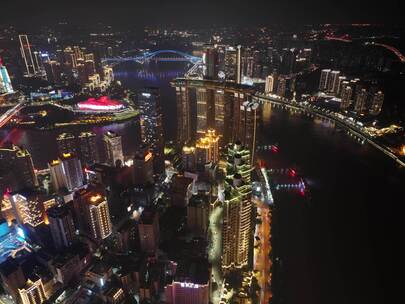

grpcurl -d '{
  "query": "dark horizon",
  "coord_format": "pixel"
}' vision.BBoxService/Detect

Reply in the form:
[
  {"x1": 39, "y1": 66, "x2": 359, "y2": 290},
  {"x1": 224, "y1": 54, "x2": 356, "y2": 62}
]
[{"x1": 1, "y1": 0, "x2": 404, "y2": 27}]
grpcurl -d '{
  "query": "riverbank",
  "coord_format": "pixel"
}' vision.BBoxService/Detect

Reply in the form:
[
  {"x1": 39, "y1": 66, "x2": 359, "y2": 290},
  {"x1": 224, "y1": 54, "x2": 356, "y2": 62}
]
[
  {"x1": 254, "y1": 93, "x2": 405, "y2": 168},
  {"x1": 5, "y1": 104, "x2": 139, "y2": 131}
]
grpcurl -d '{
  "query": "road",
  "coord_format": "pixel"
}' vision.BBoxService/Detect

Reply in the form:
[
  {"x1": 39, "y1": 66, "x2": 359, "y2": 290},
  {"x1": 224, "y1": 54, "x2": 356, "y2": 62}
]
[
  {"x1": 208, "y1": 204, "x2": 224, "y2": 303},
  {"x1": 253, "y1": 197, "x2": 272, "y2": 304},
  {"x1": 0, "y1": 101, "x2": 26, "y2": 128}
]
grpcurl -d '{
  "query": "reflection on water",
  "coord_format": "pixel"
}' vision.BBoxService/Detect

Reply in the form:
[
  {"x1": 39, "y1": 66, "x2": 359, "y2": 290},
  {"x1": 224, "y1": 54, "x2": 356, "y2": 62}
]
[
  {"x1": 259, "y1": 104, "x2": 404, "y2": 304},
  {"x1": 114, "y1": 69, "x2": 186, "y2": 81}
]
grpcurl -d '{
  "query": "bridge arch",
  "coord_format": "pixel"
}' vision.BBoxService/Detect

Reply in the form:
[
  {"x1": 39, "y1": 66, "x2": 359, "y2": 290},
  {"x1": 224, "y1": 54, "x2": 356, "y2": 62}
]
[
  {"x1": 102, "y1": 50, "x2": 202, "y2": 65},
  {"x1": 142, "y1": 49, "x2": 201, "y2": 64}
]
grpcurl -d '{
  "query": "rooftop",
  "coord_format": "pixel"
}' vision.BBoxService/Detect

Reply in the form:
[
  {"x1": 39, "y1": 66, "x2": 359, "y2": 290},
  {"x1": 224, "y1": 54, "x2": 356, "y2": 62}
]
[{"x1": 47, "y1": 204, "x2": 70, "y2": 218}]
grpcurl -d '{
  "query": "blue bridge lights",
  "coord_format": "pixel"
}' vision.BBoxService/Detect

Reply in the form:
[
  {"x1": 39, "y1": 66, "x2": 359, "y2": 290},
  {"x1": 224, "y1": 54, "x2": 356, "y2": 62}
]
[{"x1": 103, "y1": 49, "x2": 202, "y2": 65}]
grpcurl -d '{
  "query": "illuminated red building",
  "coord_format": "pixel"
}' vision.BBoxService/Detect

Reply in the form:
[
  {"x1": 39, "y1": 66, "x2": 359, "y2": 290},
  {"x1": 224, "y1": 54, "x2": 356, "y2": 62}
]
[{"x1": 76, "y1": 96, "x2": 125, "y2": 112}]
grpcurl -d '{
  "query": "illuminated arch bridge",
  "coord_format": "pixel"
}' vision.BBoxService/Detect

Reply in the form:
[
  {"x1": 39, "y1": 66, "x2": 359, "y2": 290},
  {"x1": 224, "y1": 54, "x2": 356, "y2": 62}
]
[{"x1": 103, "y1": 50, "x2": 202, "y2": 65}]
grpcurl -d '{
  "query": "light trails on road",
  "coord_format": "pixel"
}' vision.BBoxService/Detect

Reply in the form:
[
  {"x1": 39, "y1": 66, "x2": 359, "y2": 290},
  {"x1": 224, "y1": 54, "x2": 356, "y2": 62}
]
[
  {"x1": 253, "y1": 197, "x2": 272, "y2": 304},
  {"x1": 0, "y1": 101, "x2": 25, "y2": 128},
  {"x1": 208, "y1": 204, "x2": 224, "y2": 303}
]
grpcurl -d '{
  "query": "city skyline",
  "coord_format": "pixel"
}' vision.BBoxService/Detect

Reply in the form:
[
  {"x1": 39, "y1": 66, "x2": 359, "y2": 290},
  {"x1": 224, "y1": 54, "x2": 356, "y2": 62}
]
[{"x1": 1, "y1": 1, "x2": 403, "y2": 26}]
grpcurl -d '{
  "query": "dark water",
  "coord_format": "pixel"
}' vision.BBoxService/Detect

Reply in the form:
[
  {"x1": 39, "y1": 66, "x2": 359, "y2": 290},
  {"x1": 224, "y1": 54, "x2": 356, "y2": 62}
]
[
  {"x1": 259, "y1": 104, "x2": 404, "y2": 304},
  {"x1": 0, "y1": 62, "x2": 403, "y2": 304}
]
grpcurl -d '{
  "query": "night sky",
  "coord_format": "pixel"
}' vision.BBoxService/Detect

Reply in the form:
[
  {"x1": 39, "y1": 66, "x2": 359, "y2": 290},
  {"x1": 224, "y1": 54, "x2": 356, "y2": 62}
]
[{"x1": 1, "y1": 0, "x2": 403, "y2": 26}]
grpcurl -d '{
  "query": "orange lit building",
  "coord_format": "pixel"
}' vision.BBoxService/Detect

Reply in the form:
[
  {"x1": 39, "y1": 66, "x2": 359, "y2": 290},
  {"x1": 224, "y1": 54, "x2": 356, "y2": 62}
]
[
  {"x1": 18, "y1": 275, "x2": 47, "y2": 304},
  {"x1": 77, "y1": 190, "x2": 112, "y2": 241},
  {"x1": 195, "y1": 129, "x2": 220, "y2": 169}
]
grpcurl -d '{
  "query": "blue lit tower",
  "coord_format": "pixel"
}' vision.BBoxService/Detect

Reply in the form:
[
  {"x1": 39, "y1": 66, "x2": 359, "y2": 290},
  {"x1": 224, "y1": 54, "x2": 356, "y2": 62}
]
[{"x1": 0, "y1": 58, "x2": 14, "y2": 94}]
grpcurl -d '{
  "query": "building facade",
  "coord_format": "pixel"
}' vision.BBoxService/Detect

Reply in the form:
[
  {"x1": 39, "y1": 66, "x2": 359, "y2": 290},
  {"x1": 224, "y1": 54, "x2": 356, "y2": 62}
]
[{"x1": 103, "y1": 131, "x2": 124, "y2": 167}]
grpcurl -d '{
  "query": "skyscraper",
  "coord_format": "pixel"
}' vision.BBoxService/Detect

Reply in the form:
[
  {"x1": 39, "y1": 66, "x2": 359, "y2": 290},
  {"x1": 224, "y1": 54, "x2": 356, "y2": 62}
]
[
  {"x1": 48, "y1": 160, "x2": 65, "y2": 193},
  {"x1": 43, "y1": 60, "x2": 62, "y2": 84},
  {"x1": 0, "y1": 145, "x2": 38, "y2": 192},
  {"x1": 340, "y1": 85, "x2": 353, "y2": 111},
  {"x1": 84, "y1": 59, "x2": 96, "y2": 76},
  {"x1": 280, "y1": 48, "x2": 295, "y2": 75},
  {"x1": 276, "y1": 76, "x2": 287, "y2": 97},
  {"x1": 224, "y1": 47, "x2": 238, "y2": 82},
  {"x1": 276, "y1": 75, "x2": 295, "y2": 98},
  {"x1": 214, "y1": 89, "x2": 226, "y2": 137},
  {"x1": 241, "y1": 47, "x2": 254, "y2": 78},
  {"x1": 73, "y1": 46, "x2": 84, "y2": 61},
  {"x1": 172, "y1": 79, "x2": 257, "y2": 150},
  {"x1": 336, "y1": 76, "x2": 347, "y2": 97},
  {"x1": 171, "y1": 174, "x2": 193, "y2": 207},
  {"x1": 354, "y1": 88, "x2": 368, "y2": 114},
  {"x1": 265, "y1": 75, "x2": 274, "y2": 94},
  {"x1": 132, "y1": 145, "x2": 154, "y2": 186},
  {"x1": 138, "y1": 88, "x2": 164, "y2": 173},
  {"x1": 203, "y1": 47, "x2": 217, "y2": 80},
  {"x1": 187, "y1": 194, "x2": 209, "y2": 237},
  {"x1": 48, "y1": 154, "x2": 84, "y2": 192},
  {"x1": 32, "y1": 51, "x2": 43, "y2": 73},
  {"x1": 195, "y1": 129, "x2": 220, "y2": 169},
  {"x1": 138, "y1": 208, "x2": 159, "y2": 254},
  {"x1": 18, "y1": 275, "x2": 47, "y2": 304},
  {"x1": 76, "y1": 62, "x2": 88, "y2": 84},
  {"x1": 236, "y1": 45, "x2": 242, "y2": 84},
  {"x1": 19, "y1": 35, "x2": 37, "y2": 76},
  {"x1": 63, "y1": 47, "x2": 77, "y2": 68},
  {"x1": 181, "y1": 146, "x2": 196, "y2": 172},
  {"x1": 327, "y1": 70, "x2": 340, "y2": 93},
  {"x1": 103, "y1": 131, "x2": 124, "y2": 167},
  {"x1": 47, "y1": 204, "x2": 76, "y2": 249},
  {"x1": 370, "y1": 91, "x2": 384, "y2": 115},
  {"x1": 319, "y1": 69, "x2": 331, "y2": 91},
  {"x1": 0, "y1": 58, "x2": 14, "y2": 94},
  {"x1": 238, "y1": 100, "x2": 259, "y2": 157},
  {"x1": 78, "y1": 131, "x2": 99, "y2": 165},
  {"x1": 174, "y1": 84, "x2": 192, "y2": 145},
  {"x1": 9, "y1": 193, "x2": 44, "y2": 227},
  {"x1": 56, "y1": 133, "x2": 77, "y2": 156},
  {"x1": 196, "y1": 88, "x2": 211, "y2": 135},
  {"x1": 220, "y1": 142, "x2": 253, "y2": 272},
  {"x1": 83, "y1": 192, "x2": 112, "y2": 240}
]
